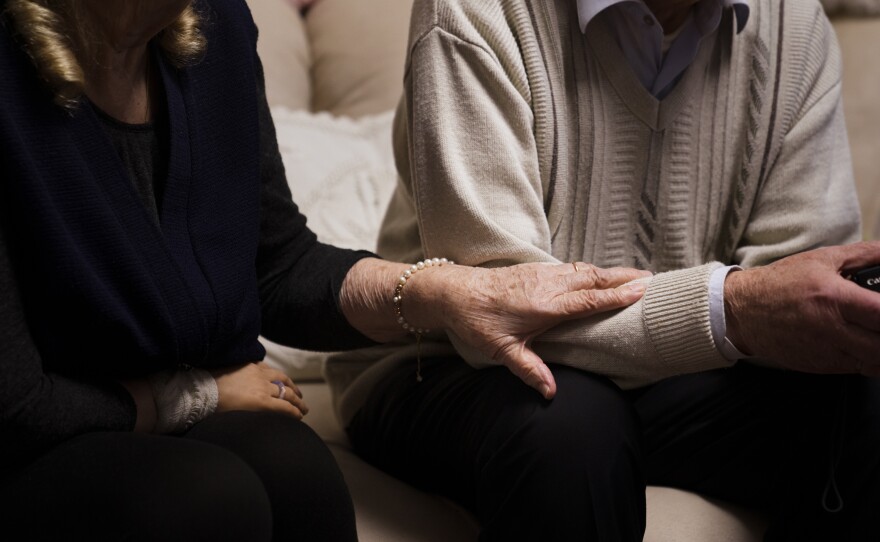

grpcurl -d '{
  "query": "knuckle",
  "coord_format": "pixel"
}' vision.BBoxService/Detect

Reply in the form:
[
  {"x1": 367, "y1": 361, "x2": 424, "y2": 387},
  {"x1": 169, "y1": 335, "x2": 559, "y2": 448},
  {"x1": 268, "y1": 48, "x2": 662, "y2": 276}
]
[
  {"x1": 574, "y1": 290, "x2": 602, "y2": 312},
  {"x1": 581, "y1": 263, "x2": 600, "y2": 283}
]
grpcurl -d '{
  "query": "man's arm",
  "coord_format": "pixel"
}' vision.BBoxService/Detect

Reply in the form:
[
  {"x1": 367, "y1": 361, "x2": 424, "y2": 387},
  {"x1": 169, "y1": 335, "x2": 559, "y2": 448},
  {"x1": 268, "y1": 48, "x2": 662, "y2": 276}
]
[
  {"x1": 721, "y1": 12, "x2": 880, "y2": 376},
  {"x1": 387, "y1": 23, "x2": 733, "y2": 388},
  {"x1": 725, "y1": 242, "x2": 880, "y2": 376},
  {"x1": 388, "y1": 7, "x2": 873, "y2": 389}
]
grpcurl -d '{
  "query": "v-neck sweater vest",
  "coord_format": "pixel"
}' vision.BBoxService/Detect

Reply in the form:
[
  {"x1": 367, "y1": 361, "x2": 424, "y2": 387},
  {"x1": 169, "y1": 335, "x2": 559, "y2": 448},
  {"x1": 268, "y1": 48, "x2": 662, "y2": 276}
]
[{"x1": 327, "y1": 0, "x2": 861, "y2": 426}]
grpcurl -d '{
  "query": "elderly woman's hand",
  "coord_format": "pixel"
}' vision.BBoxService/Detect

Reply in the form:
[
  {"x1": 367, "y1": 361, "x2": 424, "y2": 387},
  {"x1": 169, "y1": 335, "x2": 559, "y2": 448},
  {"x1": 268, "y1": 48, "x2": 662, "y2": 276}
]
[
  {"x1": 341, "y1": 258, "x2": 650, "y2": 399},
  {"x1": 409, "y1": 262, "x2": 651, "y2": 399}
]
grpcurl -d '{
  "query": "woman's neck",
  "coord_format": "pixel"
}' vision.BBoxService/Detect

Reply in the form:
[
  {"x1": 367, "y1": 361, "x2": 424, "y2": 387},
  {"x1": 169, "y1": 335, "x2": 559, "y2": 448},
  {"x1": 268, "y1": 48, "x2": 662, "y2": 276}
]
[
  {"x1": 84, "y1": 46, "x2": 154, "y2": 124},
  {"x1": 78, "y1": 0, "x2": 188, "y2": 123}
]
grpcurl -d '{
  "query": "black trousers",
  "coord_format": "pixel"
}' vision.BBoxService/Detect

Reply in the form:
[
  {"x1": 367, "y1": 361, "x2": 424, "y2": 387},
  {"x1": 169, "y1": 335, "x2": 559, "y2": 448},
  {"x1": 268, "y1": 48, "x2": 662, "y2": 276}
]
[
  {"x1": 349, "y1": 359, "x2": 880, "y2": 542},
  {"x1": 0, "y1": 411, "x2": 357, "y2": 542}
]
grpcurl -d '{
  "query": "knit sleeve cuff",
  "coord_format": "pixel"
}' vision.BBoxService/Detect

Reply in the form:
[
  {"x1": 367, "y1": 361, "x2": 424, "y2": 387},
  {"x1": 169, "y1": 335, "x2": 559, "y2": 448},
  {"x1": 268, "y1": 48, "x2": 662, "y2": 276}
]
[
  {"x1": 643, "y1": 263, "x2": 733, "y2": 373},
  {"x1": 149, "y1": 367, "x2": 219, "y2": 434}
]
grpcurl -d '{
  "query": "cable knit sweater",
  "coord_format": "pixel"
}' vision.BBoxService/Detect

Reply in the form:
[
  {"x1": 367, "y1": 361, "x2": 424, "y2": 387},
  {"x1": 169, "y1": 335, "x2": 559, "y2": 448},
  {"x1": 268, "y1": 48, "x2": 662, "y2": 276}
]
[{"x1": 327, "y1": 0, "x2": 861, "y2": 425}]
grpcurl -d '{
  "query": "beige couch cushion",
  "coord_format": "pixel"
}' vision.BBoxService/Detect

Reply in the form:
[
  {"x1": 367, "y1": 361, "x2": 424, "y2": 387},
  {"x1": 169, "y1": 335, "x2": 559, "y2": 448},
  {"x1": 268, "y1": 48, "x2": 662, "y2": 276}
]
[
  {"x1": 834, "y1": 17, "x2": 880, "y2": 240},
  {"x1": 306, "y1": 0, "x2": 413, "y2": 117},
  {"x1": 250, "y1": 0, "x2": 312, "y2": 110}
]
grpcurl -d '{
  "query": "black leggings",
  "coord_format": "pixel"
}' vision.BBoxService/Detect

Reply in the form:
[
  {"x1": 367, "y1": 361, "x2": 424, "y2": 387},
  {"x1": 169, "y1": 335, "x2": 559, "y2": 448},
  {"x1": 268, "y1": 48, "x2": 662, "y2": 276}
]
[
  {"x1": 350, "y1": 359, "x2": 880, "y2": 542},
  {"x1": 0, "y1": 411, "x2": 357, "y2": 541}
]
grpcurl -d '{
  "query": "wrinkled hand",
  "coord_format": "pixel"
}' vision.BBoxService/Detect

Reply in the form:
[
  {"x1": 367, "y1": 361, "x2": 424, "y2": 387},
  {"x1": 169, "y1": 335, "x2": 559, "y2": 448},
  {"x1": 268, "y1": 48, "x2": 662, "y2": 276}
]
[
  {"x1": 725, "y1": 241, "x2": 880, "y2": 376},
  {"x1": 432, "y1": 262, "x2": 651, "y2": 399},
  {"x1": 210, "y1": 362, "x2": 309, "y2": 419}
]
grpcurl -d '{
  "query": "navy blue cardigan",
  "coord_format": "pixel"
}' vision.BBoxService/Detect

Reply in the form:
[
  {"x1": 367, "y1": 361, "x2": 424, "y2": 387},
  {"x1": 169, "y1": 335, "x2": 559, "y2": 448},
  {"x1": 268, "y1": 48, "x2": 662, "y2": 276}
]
[{"x1": 0, "y1": 0, "x2": 372, "y2": 470}]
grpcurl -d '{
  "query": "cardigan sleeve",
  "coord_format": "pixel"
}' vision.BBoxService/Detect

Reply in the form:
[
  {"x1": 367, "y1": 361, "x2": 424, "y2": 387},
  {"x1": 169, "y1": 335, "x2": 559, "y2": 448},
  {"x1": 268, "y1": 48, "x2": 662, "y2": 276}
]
[
  {"x1": 253, "y1": 57, "x2": 377, "y2": 352},
  {"x1": 0, "y1": 219, "x2": 137, "y2": 470}
]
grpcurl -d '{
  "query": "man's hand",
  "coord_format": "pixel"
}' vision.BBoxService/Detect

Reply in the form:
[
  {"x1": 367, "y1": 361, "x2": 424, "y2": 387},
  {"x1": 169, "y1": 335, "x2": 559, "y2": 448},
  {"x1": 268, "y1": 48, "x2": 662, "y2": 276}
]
[{"x1": 725, "y1": 241, "x2": 880, "y2": 375}]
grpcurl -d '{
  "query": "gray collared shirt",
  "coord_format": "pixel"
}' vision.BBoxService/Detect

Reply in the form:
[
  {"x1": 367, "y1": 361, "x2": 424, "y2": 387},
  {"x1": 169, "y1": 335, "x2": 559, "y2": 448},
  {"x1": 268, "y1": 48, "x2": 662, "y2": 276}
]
[{"x1": 577, "y1": 0, "x2": 750, "y2": 98}]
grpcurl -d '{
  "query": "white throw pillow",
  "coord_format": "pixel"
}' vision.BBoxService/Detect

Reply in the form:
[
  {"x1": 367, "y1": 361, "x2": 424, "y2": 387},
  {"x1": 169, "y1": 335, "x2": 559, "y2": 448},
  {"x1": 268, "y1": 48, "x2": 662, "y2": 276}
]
[{"x1": 261, "y1": 108, "x2": 398, "y2": 380}]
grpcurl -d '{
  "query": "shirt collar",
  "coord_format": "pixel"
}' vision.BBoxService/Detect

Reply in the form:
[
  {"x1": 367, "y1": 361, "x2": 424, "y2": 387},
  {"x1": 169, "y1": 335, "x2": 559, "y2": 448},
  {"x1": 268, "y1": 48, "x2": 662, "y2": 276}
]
[{"x1": 576, "y1": 0, "x2": 750, "y2": 35}]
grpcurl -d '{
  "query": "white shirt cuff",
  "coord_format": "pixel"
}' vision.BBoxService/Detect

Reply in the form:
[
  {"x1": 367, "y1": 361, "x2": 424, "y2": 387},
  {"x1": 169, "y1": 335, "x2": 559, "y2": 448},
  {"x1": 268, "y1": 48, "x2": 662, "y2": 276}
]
[{"x1": 709, "y1": 265, "x2": 749, "y2": 361}]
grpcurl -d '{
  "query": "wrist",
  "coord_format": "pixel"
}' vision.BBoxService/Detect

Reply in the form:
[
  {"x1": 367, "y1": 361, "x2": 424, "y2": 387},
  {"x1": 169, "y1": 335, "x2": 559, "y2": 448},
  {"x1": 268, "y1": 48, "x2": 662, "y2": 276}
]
[
  {"x1": 149, "y1": 368, "x2": 218, "y2": 434},
  {"x1": 340, "y1": 258, "x2": 409, "y2": 342},
  {"x1": 339, "y1": 257, "x2": 456, "y2": 343},
  {"x1": 723, "y1": 269, "x2": 753, "y2": 356},
  {"x1": 120, "y1": 378, "x2": 157, "y2": 433},
  {"x1": 394, "y1": 258, "x2": 458, "y2": 335}
]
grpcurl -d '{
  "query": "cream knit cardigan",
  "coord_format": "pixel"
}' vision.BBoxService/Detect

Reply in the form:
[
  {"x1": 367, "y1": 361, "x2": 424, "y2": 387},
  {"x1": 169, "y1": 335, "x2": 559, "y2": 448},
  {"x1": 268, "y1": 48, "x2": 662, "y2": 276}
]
[{"x1": 327, "y1": 0, "x2": 861, "y2": 425}]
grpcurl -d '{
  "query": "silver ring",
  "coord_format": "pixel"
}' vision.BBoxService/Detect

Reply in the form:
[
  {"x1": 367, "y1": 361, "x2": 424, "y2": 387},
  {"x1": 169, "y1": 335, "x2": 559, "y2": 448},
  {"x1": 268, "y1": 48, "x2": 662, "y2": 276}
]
[{"x1": 272, "y1": 380, "x2": 286, "y2": 401}]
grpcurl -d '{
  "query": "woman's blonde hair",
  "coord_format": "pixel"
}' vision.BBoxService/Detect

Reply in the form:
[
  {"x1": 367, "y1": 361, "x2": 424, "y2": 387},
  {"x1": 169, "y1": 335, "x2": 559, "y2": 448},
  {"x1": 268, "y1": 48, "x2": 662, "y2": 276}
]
[{"x1": 2, "y1": 0, "x2": 206, "y2": 110}]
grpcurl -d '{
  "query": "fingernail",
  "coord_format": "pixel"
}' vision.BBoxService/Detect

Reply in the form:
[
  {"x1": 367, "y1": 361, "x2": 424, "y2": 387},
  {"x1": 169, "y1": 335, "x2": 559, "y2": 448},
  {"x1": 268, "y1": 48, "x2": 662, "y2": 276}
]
[
  {"x1": 627, "y1": 283, "x2": 647, "y2": 294},
  {"x1": 539, "y1": 383, "x2": 551, "y2": 398},
  {"x1": 639, "y1": 270, "x2": 654, "y2": 277}
]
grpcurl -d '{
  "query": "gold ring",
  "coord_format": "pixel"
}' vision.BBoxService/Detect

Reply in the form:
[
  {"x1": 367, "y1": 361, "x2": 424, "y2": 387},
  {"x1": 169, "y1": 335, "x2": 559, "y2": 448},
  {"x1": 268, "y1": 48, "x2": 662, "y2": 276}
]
[{"x1": 572, "y1": 262, "x2": 580, "y2": 273}]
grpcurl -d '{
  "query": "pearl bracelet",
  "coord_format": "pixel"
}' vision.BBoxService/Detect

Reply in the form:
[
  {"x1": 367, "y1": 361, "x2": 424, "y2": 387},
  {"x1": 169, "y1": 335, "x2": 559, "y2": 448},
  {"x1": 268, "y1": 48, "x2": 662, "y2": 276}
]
[
  {"x1": 393, "y1": 258, "x2": 454, "y2": 381},
  {"x1": 393, "y1": 257, "x2": 453, "y2": 334}
]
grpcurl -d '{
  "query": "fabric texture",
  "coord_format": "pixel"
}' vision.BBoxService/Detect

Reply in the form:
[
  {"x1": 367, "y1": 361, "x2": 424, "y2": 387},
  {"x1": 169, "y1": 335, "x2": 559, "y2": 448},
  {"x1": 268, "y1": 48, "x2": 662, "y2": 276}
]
[
  {"x1": 326, "y1": 0, "x2": 862, "y2": 427},
  {"x1": 149, "y1": 367, "x2": 219, "y2": 434},
  {"x1": 271, "y1": 109, "x2": 397, "y2": 253}
]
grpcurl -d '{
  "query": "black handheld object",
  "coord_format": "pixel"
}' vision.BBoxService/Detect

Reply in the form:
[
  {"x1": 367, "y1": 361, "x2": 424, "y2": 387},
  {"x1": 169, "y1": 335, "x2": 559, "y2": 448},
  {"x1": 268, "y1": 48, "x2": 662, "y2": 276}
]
[{"x1": 850, "y1": 265, "x2": 880, "y2": 293}]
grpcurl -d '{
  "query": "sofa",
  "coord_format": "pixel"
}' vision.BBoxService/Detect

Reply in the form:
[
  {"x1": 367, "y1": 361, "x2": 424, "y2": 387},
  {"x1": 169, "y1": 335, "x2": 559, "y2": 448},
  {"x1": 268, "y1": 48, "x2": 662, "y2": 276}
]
[{"x1": 248, "y1": 0, "x2": 880, "y2": 540}]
